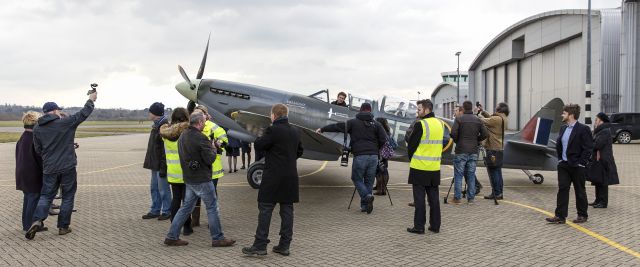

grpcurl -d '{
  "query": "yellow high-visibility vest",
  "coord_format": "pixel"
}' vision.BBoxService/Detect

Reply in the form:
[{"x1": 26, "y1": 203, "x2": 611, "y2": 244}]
[
  {"x1": 202, "y1": 120, "x2": 228, "y2": 179},
  {"x1": 410, "y1": 117, "x2": 444, "y2": 171},
  {"x1": 163, "y1": 137, "x2": 183, "y2": 184}
]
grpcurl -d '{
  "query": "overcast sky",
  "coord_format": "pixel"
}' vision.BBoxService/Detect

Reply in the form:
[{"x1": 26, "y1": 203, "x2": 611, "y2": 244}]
[{"x1": 0, "y1": 0, "x2": 618, "y2": 109}]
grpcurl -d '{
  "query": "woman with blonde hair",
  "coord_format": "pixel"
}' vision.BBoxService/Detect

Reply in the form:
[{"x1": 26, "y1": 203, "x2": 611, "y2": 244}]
[{"x1": 16, "y1": 111, "x2": 47, "y2": 232}]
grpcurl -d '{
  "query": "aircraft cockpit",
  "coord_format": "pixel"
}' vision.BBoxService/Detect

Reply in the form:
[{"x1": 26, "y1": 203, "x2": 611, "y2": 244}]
[{"x1": 380, "y1": 95, "x2": 416, "y2": 118}]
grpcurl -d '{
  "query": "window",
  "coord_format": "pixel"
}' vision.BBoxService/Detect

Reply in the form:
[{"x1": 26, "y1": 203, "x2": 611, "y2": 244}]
[{"x1": 349, "y1": 95, "x2": 373, "y2": 111}]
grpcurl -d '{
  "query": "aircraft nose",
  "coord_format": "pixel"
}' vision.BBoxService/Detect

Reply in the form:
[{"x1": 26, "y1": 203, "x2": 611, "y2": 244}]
[{"x1": 176, "y1": 81, "x2": 197, "y2": 102}]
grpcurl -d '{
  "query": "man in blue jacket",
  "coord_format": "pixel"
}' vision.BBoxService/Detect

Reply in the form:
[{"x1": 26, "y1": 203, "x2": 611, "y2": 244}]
[
  {"x1": 26, "y1": 90, "x2": 97, "y2": 240},
  {"x1": 546, "y1": 104, "x2": 593, "y2": 224}
]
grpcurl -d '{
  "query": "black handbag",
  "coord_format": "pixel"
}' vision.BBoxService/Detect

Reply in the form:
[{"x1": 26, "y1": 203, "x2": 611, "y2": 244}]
[{"x1": 484, "y1": 115, "x2": 504, "y2": 168}]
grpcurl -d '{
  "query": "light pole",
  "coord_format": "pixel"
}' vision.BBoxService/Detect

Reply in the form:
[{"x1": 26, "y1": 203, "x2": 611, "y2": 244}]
[{"x1": 455, "y1": 51, "x2": 461, "y2": 105}]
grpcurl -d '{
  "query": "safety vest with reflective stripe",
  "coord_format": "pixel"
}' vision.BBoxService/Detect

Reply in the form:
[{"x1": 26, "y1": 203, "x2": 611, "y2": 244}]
[
  {"x1": 410, "y1": 117, "x2": 444, "y2": 171},
  {"x1": 202, "y1": 120, "x2": 228, "y2": 179},
  {"x1": 163, "y1": 138, "x2": 183, "y2": 184}
]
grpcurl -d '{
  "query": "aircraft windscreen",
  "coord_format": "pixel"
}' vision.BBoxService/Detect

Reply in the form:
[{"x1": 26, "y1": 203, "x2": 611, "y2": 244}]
[
  {"x1": 383, "y1": 96, "x2": 415, "y2": 118},
  {"x1": 349, "y1": 95, "x2": 373, "y2": 110}
]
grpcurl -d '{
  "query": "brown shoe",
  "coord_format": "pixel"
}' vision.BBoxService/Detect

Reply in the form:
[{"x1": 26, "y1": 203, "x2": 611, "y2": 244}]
[
  {"x1": 545, "y1": 216, "x2": 566, "y2": 224},
  {"x1": 58, "y1": 228, "x2": 72, "y2": 235},
  {"x1": 408, "y1": 202, "x2": 415, "y2": 207},
  {"x1": 572, "y1": 216, "x2": 588, "y2": 224},
  {"x1": 212, "y1": 238, "x2": 236, "y2": 247},
  {"x1": 164, "y1": 238, "x2": 189, "y2": 246}
]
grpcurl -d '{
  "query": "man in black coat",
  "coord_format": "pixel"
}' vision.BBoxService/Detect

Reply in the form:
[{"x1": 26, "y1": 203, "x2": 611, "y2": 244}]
[
  {"x1": 26, "y1": 91, "x2": 96, "y2": 240},
  {"x1": 546, "y1": 104, "x2": 593, "y2": 224},
  {"x1": 316, "y1": 102, "x2": 387, "y2": 214},
  {"x1": 142, "y1": 102, "x2": 172, "y2": 220},
  {"x1": 243, "y1": 104, "x2": 303, "y2": 256}
]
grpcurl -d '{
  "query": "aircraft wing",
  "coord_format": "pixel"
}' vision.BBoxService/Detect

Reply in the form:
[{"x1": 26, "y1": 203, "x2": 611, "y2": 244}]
[
  {"x1": 234, "y1": 111, "x2": 342, "y2": 161},
  {"x1": 506, "y1": 140, "x2": 555, "y2": 155}
]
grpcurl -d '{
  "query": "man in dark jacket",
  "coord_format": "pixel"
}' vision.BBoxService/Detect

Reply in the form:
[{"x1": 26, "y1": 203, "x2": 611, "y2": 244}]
[
  {"x1": 164, "y1": 112, "x2": 235, "y2": 247},
  {"x1": 546, "y1": 104, "x2": 593, "y2": 224},
  {"x1": 16, "y1": 111, "x2": 45, "y2": 233},
  {"x1": 406, "y1": 99, "x2": 449, "y2": 234},
  {"x1": 25, "y1": 91, "x2": 96, "y2": 240},
  {"x1": 142, "y1": 102, "x2": 172, "y2": 220},
  {"x1": 243, "y1": 104, "x2": 304, "y2": 256},
  {"x1": 316, "y1": 102, "x2": 387, "y2": 214},
  {"x1": 450, "y1": 101, "x2": 488, "y2": 204},
  {"x1": 588, "y1": 112, "x2": 619, "y2": 208}
]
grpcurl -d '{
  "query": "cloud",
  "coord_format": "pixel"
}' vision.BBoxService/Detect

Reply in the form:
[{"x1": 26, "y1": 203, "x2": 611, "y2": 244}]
[{"x1": 0, "y1": 0, "x2": 618, "y2": 109}]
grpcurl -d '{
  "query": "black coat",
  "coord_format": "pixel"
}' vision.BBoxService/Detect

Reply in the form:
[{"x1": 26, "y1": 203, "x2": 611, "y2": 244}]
[
  {"x1": 556, "y1": 121, "x2": 593, "y2": 167},
  {"x1": 255, "y1": 117, "x2": 303, "y2": 203},
  {"x1": 15, "y1": 131, "x2": 43, "y2": 193},
  {"x1": 178, "y1": 126, "x2": 217, "y2": 184},
  {"x1": 590, "y1": 124, "x2": 620, "y2": 185},
  {"x1": 451, "y1": 111, "x2": 488, "y2": 154},
  {"x1": 320, "y1": 112, "x2": 387, "y2": 156},
  {"x1": 143, "y1": 116, "x2": 168, "y2": 177},
  {"x1": 34, "y1": 100, "x2": 94, "y2": 175},
  {"x1": 407, "y1": 112, "x2": 450, "y2": 186}
]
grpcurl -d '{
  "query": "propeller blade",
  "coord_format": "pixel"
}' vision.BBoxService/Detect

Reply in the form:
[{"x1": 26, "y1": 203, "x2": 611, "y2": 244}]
[
  {"x1": 178, "y1": 65, "x2": 195, "y2": 89},
  {"x1": 196, "y1": 33, "x2": 210, "y2": 79},
  {"x1": 187, "y1": 100, "x2": 196, "y2": 114}
]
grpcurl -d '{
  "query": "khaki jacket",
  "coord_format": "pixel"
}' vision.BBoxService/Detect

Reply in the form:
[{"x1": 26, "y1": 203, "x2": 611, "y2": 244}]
[{"x1": 478, "y1": 111, "x2": 508, "y2": 151}]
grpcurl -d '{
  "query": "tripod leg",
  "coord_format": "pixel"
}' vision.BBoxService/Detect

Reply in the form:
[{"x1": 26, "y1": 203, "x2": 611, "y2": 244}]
[
  {"x1": 348, "y1": 187, "x2": 357, "y2": 210},
  {"x1": 444, "y1": 177, "x2": 454, "y2": 204},
  {"x1": 383, "y1": 175, "x2": 393, "y2": 206}
]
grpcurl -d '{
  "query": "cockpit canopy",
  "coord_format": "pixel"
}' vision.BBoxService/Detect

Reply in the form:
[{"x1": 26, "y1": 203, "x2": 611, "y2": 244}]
[{"x1": 308, "y1": 89, "x2": 415, "y2": 118}]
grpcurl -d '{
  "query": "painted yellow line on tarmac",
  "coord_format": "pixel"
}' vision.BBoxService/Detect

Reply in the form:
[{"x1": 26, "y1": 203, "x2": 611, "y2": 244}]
[
  {"x1": 500, "y1": 200, "x2": 640, "y2": 260},
  {"x1": 79, "y1": 162, "x2": 142, "y2": 175},
  {"x1": 299, "y1": 161, "x2": 328, "y2": 178}
]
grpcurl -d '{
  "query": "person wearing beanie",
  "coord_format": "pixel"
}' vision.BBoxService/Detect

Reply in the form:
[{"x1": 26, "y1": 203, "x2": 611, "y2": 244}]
[
  {"x1": 16, "y1": 111, "x2": 47, "y2": 233},
  {"x1": 26, "y1": 90, "x2": 97, "y2": 240},
  {"x1": 587, "y1": 112, "x2": 619, "y2": 208},
  {"x1": 142, "y1": 102, "x2": 172, "y2": 221},
  {"x1": 316, "y1": 102, "x2": 388, "y2": 214}
]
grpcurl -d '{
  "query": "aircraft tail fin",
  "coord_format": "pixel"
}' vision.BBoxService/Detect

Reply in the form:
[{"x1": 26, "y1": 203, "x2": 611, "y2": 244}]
[{"x1": 516, "y1": 98, "x2": 564, "y2": 146}]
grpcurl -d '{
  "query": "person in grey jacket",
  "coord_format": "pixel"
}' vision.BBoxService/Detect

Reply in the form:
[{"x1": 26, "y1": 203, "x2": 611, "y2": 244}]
[
  {"x1": 26, "y1": 90, "x2": 97, "y2": 240},
  {"x1": 450, "y1": 101, "x2": 488, "y2": 204}
]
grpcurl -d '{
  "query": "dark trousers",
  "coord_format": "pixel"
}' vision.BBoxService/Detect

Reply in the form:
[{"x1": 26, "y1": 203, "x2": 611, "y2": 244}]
[
  {"x1": 253, "y1": 202, "x2": 294, "y2": 250},
  {"x1": 594, "y1": 183, "x2": 608, "y2": 205},
  {"x1": 32, "y1": 169, "x2": 77, "y2": 229},
  {"x1": 169, "y1": 183, "x2": 192, "y2": 231},
  {"x1": 412, "y1": 184, "x2": 440, "y2": 231},
  {"x1": 22, "y1": 192, "x2": 40, "y2": 231},
  {"x1": 555, "y1": 162, "x2": 588, "y2": 219}
]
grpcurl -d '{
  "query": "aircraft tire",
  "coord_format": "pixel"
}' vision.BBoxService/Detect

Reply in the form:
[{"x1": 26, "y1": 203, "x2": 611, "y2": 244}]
[
  {"x1": 247, "y1": 161, "x2": 265, "y2": 189},
  {"x1": 532, "y1": 174, "x2": 544, "y2": 184}
]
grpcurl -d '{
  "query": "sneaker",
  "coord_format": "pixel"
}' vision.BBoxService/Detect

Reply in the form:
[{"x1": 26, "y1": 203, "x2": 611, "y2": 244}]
[
  {"x1": 451, "y1": 198, "x2": 462, "y2": 205},
  {"x1": 164, "y1": 238, "x2": 189, "y2": 246},
  {"x1": 272, "y1": 245, "x2": 290, "y2": 256},
  {"x1": 158, "y1": 214, "x2": 171, "y2": 221},
  {"x1": 212, "y1": 238, "x2": 236, "y2": 247},
  {"x1": 142, "y1": 213, "x2": 160, "y2": 219},
  {"x1": 25, "y1": 221, "x2": 43, "y2": 240},
  {"x1": 58, "y1": 228, "x2": 72, "y2": 235},
  {"x1": 242, "y1": 246, "x2": 267, "y2": 255},
  {"x1": 366, "y1": 195, "x2": 374, "y2": 214}
]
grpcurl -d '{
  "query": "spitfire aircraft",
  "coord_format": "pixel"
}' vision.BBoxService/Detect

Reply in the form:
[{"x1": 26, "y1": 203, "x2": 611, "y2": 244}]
[{"x1": 175, "y1": 37, "x2": 565, "y2": 189}]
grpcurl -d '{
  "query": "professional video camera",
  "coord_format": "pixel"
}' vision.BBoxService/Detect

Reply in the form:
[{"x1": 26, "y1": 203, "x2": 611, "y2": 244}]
[{"x1": 87, "y1": 83, "x2": 98, "y2": 95}]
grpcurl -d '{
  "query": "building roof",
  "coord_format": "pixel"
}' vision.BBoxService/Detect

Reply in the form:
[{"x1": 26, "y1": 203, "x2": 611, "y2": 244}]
[
  {"x1": 441, "y1": 71, "x2": 468, "y2": 77},
  {"x1": 431, "y1": 82, "x2": 457, "y2": 98},
  {"x1": 469, "y1": 9, "x2": 598, "y2": 71}
]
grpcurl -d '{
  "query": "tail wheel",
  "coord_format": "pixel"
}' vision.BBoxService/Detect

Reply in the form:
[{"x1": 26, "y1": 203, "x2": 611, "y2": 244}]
[
  {"x1": 247, "y1": 161, "x2": 265, "y2": 189},
  {"x1": 617, "y1": 131, "x2": 632, "y2": 144},
  {"x1": 532, "y1": 174, "x2": 544, "y2": 184}
]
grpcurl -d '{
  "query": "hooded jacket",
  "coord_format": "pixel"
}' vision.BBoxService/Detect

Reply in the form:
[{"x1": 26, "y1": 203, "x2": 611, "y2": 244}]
[
  {"x1": 451, "y1": 111, "x2": 488, "y2": 154},
  {"x1": 143, "y1": 115, "x2": 169, "y2": 176},
  {"x1": 33, "y1": 100, "x2": 94, "y2": 175},
  {"x1": 320, "y1": 112, "x2": 388, "y2": 156}
]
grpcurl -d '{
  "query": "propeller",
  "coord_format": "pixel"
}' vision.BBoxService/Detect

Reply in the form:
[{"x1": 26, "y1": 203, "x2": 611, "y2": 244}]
[
  {"x1": 196, "y1": 33, "x2": 210, "y2": 79},
  {"x1": 187, "y1": 100, "x2": 196, "y2": 114},
  {"x1": 178, "y1": 65, "x2": 195, "y2": 90}
]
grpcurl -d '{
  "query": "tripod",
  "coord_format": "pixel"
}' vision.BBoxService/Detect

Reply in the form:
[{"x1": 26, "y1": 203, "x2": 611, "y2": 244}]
[{"x1": 348, "y1": 181, "x2": 393, "y2": 209}]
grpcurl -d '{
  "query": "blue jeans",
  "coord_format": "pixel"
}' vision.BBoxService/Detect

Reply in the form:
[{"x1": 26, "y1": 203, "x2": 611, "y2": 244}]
[
  {"x1": 454, "y1": 153, "x2": 478, "y2": 200},
  {"x1": 166, "y1": 181, "x2": 225, "y2": 241},
  {"x1": 352, "y1": 155, "x2": 378, "y2": 210},
  {"x1": 487, "y1": 166, "x2": 504, "y2": 196},
  {"x1": 32, "y1": 169, "x2": 77, "y2": 229},
  {"x1": 22, "y1": 192, "x2": 40, "y2": 231},
  {"x1": 149, "y1": 170, "x2": 172, "y2": 215}
]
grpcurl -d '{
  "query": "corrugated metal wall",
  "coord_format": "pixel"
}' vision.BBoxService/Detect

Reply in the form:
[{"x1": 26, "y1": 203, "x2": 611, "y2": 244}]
[
  {"x1": 600, "y1": 9, "x2": 622, "y2": 113},
  {"x1": 621, "y1": 1, "x2": 639, "y2": 112}
]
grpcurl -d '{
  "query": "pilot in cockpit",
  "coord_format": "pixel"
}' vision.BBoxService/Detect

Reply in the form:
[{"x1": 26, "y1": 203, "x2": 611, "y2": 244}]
[
  {"x1": 394, "y1": 102, "x2": 406, "y2": 117},
  {"x1": 330, "y1": 91, "x2": 348, "y2": 107}
]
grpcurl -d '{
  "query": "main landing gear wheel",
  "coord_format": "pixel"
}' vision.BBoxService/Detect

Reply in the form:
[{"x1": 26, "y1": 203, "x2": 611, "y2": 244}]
[
  {"x1": 532, "y1": 174, "x2": 544, "y2": 184},
  {"x1": 247, "y1": 160, "x2": 265, "y2": 189}
]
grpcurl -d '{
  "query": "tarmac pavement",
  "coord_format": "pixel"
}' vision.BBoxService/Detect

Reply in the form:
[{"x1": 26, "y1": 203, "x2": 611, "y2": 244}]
[{"x1": 0, "y1": 134, "x2": 638, "y2": 266}]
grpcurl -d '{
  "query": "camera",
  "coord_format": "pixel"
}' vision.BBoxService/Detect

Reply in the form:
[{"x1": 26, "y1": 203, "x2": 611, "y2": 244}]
[
  {"x1": 340, "y1": 147, "x2": 350, "y2": 167},
  {"x1": 188, "y1": 160, "x2": 201, "y2": 170},
  {"x1": 87, "y1": 83, "x2": 98, "y2": 95},
  {"x1": 476, "y1": 101, "x2": 481, "y2": 107}
]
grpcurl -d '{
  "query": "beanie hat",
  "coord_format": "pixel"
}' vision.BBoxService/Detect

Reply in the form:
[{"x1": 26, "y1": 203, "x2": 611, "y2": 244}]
[
  {"x1": 596, "y1": 112, "x2": 609, "y2": 123},
  {"x1": 149, "y1": 102, "x2": 165, "y2": 116},
  {"x1": 360, "y1": 102, "x2": 372, "y2": 112}
]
